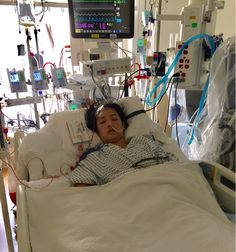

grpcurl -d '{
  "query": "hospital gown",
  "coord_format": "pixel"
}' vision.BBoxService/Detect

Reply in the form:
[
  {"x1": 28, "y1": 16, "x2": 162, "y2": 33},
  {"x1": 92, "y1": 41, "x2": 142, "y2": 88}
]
[{"x1": 69, "y1": 135, "x2": 178, "y2": 185}]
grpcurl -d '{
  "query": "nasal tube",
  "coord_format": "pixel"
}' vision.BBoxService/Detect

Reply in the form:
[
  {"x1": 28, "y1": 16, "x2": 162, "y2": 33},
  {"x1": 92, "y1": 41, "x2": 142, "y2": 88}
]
[{"x1": 112, "y1": 126, "x2": 124, "y2": 133}]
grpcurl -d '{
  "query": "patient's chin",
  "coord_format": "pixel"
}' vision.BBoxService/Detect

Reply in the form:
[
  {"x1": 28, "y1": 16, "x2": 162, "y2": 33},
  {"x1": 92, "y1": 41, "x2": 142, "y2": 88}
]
[{"x1": 103, "y1": 134, "x2": 124, "y2": 145}]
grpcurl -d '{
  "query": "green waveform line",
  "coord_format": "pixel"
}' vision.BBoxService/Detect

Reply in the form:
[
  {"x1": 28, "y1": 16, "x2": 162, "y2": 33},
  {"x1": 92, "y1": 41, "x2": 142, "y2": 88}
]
[{"x1": 74, "y1": 0, "x2": 126, "y2": 3}]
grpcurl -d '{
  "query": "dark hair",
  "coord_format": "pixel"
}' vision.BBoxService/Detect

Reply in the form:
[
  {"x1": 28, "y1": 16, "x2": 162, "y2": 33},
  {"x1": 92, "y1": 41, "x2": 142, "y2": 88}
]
[{"x1": 85, "y1": 102, "x2": 127, "y2": 133}]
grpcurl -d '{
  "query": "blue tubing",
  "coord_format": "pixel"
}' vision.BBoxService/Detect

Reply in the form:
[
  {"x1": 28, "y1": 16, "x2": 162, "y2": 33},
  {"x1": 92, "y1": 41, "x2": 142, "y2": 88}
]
[
  {"x1": 146, "y1": 33, "x2": 216, "y2": 107},
  {"x1": 188, "y1": 76, "x2": 210, "y2": 145}
]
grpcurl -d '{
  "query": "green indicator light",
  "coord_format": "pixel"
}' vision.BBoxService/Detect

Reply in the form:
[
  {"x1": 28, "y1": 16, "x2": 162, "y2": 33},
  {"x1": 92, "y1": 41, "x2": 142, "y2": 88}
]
[
  {"x1": 137, "y1": 39, "x2": 144, "y2": 46},
  {"x1": 69, "y1": 104, "x2": 78, "y2": 110},
  {"x1": 192, "y1": 23, "x2": 198, "y2": 28}
]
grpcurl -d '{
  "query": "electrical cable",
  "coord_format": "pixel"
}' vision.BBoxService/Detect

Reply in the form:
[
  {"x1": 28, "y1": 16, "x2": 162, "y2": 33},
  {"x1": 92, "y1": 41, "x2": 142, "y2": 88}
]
[
  {"x1": 119, "y1": 68, "x2": 148, "y2": 99},
  {"x1": 90, "y1": 67, "x2": 110, "y2": 101},
  {"x1": 43, "y1": 61, "x2": 56, "y2": 69},
  {"x1": 25, "y1": 156, "x2": 59, "y2": 188},
  {"x1": 119, "y1": 69, "x2": 139, "y2": 98},
  {"x1": 145, "y1": 72, "x2": 180, "y2": 112},
  {"x1": 59, "y1": 45, "x2": 70, "y2": 67},
  {"x1": 112, "y1": 40, "x2": 136, "y2": 59},
  {"x1": 2, "y1": 153, "x2": 67, "y2": 192},
  {"x1": 174, "y1": 81, "x2": 180, "y2": 147},
  {"x1": 123, "y1": 73, "x2": 129, "y2": 98},
  {"x1": 145, "y1": 78, "x2": 171, "y2": 112},
  {"x1": 164, "y1": 79, "x2": 175, "y2": 132},
  {"x1": 0, "y1": 157, "x2": 32, "y2": 191},
  {"x1": 112, "y1": 40, "x2": 128, "y2": 57}
]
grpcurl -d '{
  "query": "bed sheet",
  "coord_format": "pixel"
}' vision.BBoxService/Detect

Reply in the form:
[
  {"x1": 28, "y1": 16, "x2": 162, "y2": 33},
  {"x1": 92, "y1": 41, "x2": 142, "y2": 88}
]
[{"x1": 25, "y1": 161, "x2": 235, "y2": 252}]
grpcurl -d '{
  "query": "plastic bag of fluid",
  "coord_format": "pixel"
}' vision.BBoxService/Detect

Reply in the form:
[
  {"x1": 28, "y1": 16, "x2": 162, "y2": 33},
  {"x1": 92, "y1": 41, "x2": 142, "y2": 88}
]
[
  {"x1": 135, "y1": 78, "x2": 149, "y2": 101},
  {"x1": 18, "y1": 0, "x2": 35, "y2": 27}
]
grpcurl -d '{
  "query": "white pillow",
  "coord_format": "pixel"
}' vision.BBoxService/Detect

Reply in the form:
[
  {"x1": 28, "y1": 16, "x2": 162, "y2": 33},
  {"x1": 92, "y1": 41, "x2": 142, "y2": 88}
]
[
  {"x1": 118, "y1": 96, "x2": 167, "y2": 142},
  {"x1": 118, "y1": 96, "x2": 187, "y2": 161}
]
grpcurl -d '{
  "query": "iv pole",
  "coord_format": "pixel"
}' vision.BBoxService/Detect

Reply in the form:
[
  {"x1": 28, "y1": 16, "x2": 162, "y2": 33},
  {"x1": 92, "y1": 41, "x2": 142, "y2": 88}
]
[{"x1": 25, "y1": 27, "x2": 40, "y2": 129}]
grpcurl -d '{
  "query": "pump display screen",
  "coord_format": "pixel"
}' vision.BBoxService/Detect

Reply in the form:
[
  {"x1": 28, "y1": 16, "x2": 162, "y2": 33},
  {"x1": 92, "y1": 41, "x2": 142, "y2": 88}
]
[
  {"x1": 68, "y1": 0, "x2": 134, "y2": 39},
  {"x1": 33, "y1": 71, "x2": 42, "y2": 81},
  {"x1": 9, "y1": 72, "x2": 20, "y2": 83},
  {"x1": 7, "y1": 69, "x2": 27, "y2": 93},
  {"x1": 56, "y1": 69, "x2": 64, "y2": 79},
  {"x1": 32, "y1": 69, "x2": 49, "y2": 90}
]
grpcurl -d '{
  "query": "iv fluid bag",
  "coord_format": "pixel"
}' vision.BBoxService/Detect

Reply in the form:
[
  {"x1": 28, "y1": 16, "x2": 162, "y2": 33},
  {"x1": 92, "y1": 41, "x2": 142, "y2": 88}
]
[{"x1": 18, "y1": 0, "x2": 35, "y2": 27}]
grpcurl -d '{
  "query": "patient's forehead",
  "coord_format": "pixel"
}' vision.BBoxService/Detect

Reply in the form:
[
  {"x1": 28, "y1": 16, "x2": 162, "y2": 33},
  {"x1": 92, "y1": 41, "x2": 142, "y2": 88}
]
[{"x1": 96, "y1": 108, "x2": 119, "y2": 119}]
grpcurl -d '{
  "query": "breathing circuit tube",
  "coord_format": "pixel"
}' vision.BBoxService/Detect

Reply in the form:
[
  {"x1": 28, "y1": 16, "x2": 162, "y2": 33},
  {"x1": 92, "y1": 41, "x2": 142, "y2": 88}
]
[
  {"x1": 187, "y1": 76, "x2": 210, "y2": 145},
  {"x1": 145, "y1": 33, "x2": 216, "y2": 145}
]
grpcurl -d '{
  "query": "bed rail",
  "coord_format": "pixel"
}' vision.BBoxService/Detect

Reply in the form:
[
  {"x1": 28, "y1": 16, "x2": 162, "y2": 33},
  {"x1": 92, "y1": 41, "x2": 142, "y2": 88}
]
[
  {"x1": 17, "y1": 185, "x2": 31, "y2": 252},
  {"x1": 199, "y1": 161, "x2": 235, "y2": 213}
]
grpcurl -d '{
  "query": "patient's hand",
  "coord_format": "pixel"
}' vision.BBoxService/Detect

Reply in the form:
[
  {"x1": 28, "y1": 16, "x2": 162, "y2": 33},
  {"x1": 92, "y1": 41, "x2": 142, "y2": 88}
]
[
  {"x1": 71, "y1": 144, "x2": 84, "y2": 171},
  {"x1": 70, "y1": 145, "x2": 84, "y2": 171}
]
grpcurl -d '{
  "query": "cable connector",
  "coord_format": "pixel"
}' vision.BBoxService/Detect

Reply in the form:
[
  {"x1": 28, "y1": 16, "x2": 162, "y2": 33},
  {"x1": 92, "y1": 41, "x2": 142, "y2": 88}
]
[
  {"x1": 148, "y1": 17, "x2": 156, "y2": 23},
  {"x1": 172, "y1": 72, "x2": 180, "y2": 77}
]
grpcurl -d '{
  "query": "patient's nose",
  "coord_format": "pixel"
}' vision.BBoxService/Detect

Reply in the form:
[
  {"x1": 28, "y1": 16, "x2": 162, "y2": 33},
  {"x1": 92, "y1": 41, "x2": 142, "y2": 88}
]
[{"x1": 107, "y1": 119, "x2": 113, "y2": 127}]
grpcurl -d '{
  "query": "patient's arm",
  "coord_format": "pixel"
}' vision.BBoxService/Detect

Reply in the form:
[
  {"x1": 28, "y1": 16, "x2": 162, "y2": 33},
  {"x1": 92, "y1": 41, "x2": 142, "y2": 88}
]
[
  {"x1": 77, "y1": 144, "x2": 84, "y2": 160},
  {"x1": 70, "y1": 145, "x2": 85, "y2": 171}
]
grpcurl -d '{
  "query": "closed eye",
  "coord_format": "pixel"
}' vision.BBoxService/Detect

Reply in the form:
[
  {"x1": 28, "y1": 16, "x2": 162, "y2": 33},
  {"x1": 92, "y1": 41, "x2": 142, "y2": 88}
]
[{"x1": 98, "y1": 120, "x2": 106, "y2": 124}]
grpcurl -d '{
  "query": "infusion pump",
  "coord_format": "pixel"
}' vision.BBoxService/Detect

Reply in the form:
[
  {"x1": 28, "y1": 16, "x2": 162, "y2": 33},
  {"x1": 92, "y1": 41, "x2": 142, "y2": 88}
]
[{"x1": 7, "y1": 69, "x2": 27, "y2": 93}]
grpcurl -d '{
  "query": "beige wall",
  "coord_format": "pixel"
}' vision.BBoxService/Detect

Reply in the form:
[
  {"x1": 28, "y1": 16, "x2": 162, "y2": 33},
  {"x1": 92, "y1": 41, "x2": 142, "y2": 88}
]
[
  {"x1": 215, "y1": 0, "x2": 235, "y2": 39},
  {"x1": 157, "y1": 0, "x2": 235, "y2": 51},
  {"x1": 159, "y1": 0, "x2": 188, "y2": 51}
]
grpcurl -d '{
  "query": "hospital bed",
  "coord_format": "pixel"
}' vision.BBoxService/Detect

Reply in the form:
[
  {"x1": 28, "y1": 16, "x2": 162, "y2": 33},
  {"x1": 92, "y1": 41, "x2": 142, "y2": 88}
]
[{"x1": 15, "y1": 96, "x2": 235, "y2": 252}]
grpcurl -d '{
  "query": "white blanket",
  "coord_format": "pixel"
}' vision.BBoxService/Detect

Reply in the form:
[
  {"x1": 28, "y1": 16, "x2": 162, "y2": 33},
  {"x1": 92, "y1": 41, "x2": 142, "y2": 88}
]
[{"x1": 25, "y1": 161, "x2": 235, "y2": 252}]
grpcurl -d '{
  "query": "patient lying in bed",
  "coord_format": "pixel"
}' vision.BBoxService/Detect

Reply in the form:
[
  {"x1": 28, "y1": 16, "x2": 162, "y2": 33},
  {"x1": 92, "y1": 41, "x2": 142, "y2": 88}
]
[
  {"x1": 16, "y1": 98, "x2": 235, "y2": 252},
  {"x1": 69, "y1": 102, "x2": 179, "y2": 186}
]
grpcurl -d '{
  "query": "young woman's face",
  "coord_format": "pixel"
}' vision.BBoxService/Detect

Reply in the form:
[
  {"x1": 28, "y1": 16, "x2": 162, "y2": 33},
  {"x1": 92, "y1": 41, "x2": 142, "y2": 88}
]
[{"x1": 96, "y1": 107, "x2": 125, "y2": 144}]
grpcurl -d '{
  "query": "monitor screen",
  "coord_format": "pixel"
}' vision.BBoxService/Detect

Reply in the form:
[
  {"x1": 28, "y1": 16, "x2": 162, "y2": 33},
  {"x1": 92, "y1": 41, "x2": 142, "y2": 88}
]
[{"x1": 68, "y1": 0, "x2": 135, "y2": 39}]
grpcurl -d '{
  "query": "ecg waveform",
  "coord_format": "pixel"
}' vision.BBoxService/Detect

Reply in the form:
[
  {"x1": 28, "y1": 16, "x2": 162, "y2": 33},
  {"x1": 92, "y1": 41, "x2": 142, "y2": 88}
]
[
  {"x1": 76, "y1": 17, "x2": 115, "y2": 22},
  {"x1": 77, "y1": 13, "x2": 115, "y2": 16},
  {"x1": 75, "y1": 6, "x2": 115, "y2": 10}
]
